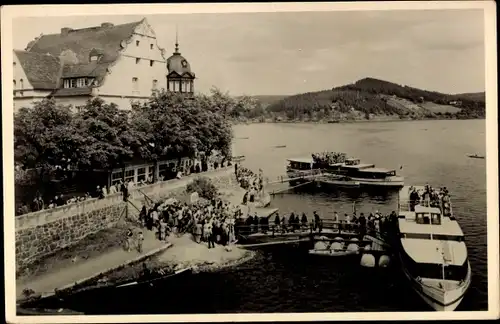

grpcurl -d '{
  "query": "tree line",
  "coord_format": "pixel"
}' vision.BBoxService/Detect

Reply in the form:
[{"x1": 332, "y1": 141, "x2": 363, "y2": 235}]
[
  {"x1": 14, "y1": 89, "x2": 237, "y2": 184},
  {"x1": 259, "y1": 77, "x2": 486, "y2": 121}
]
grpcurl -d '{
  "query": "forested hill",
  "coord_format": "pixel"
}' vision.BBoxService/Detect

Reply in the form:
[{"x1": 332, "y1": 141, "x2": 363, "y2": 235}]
[{"x1": 259, "y1": 77, "x2": 485, "y2": 122}]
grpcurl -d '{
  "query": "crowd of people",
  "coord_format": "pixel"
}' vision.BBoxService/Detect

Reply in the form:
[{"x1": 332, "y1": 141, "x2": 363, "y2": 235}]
[
  {"x1": 408, "y1": 185, "x2": 451, "y2": 215},
  {"x1": 311, "y1": 151, "x2": 347, "y2": 167},
  {"x1": 136, "y1": 196, "x2": 240, "y2": 249},
  {"x1": 16, "y1": 156, "x2": 232, "y2": 216}
]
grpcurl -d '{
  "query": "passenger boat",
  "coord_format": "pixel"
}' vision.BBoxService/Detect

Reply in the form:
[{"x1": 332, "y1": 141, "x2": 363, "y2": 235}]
[
  {"x1": 326, "y1": 158, "x2": 404, "y2": 188},
  {"x1": 285, "y1": 157, "x2": 321, "y2": 186},
  {"x1": 466, "y1": 153, "x2": 485, "y2": 159},
  {"x1": 395, "y1": 186, "x2": 471, "y2": 311}
]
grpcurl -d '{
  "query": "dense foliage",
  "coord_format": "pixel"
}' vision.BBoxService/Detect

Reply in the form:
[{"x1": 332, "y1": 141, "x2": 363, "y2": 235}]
[
  {"x1": 185, "y1": 177, "x2": 219, "y2": 200},
  {"x1": 258, "y1": 78, "x2": 486, "y2": 121},
  {"x1": 14, "y1": 90, "x2": 234, "y2": 181}
]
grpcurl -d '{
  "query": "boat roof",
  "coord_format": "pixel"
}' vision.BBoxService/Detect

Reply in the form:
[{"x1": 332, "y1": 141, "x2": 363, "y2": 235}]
[
  {"x1": 398, "y1": 215, "x2": 464, "y2": 236},
  {"x1": 341, "y1": 163, "x2": 375, "y2": 169},
  {"x1": 287, "y1": 157, "x2": 313, "y2": 164},
  {"x1": 357, "y1": 167, "x2": 395, "y2": 173},
  {"x1": 401, "y1": 239, "x2": 467, "y2": 265}
]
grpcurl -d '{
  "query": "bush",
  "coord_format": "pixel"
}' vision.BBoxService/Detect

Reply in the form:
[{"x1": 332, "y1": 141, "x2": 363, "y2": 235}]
[{"x1": 186, "y1": 177, "x2": 219, "y2": 200}]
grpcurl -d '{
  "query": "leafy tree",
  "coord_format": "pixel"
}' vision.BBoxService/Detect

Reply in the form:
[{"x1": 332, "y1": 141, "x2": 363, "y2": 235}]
[
  {"x1": 73, "y1": 98, "x2": 138, "y2": 170},
  {"x1": 132, "y1": 90, "x2": 233, "y2": 164},
  {"x1": 186, "y1": 177, "x2": 218, "y2": 200},
  {"x1": 14, "y1": 98, "x2": 83, "y2": 180}
]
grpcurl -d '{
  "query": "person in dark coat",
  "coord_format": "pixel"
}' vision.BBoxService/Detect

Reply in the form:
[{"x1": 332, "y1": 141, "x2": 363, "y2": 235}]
[
  {"x1": 139, "y1": 206, "x2": 147, "y2": 226},
  {"x1": 289, "y1": 213, "x2": 296, "y2": 232},
  {"x1": 274, "y1": 212, "x2": 281, "y2": 232},
  {"x1": 301, "y1": 213, "x2": 308, "y2": 228},
  {"x1": 313, "y1": 211, "x2": 321, "y2": 231}
]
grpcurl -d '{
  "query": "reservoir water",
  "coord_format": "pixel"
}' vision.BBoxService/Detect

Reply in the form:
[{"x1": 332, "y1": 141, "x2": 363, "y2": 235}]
[{"x1": 51, "y1": 119, "x2": 489, "y2": 313}]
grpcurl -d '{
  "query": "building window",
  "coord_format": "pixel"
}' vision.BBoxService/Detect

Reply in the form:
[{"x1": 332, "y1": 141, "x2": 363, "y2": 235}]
[
  {"x1": 77, "y1": 78, "x2": 86, "y2": 88},
  {"x1": 13, "y1": 62, "x2": 16, "y2": 67},
  {"x1": 136, "y1": 58, "x2": 141, "y2": 64},
  {"x1": 111, "y1": 171, "x2": 124, "y2": 185},
  {"x1": 124, "y1": 169, "x2": 135, "y2": 183},
  {"x1": 150, "y1": 60, "x2": 154, "y2": 67},
  {"x1": 137, "y1": 167, "x2": 146, "y2": 182},
  {"x1": 13, "y1": 80, "x2": 16, "y2": 89},
  {"x1": 19, "y1": 91, "x2": 24, "y2": 97},
  {"x1": 152, "y1": 79, "x2": 158, "y2": 90},
  {"x1": 132, "y1": 77, "x2": 138, "y2": 91},
  {"x1": 20, "y1": 79, "x2": 24, "y2": 89},
  {"x1": 150, "y1": 44, "x2": 154, "y2": 50},
  {"x1": 136, "y1": 40, "x2": 140, "y2": 46}
]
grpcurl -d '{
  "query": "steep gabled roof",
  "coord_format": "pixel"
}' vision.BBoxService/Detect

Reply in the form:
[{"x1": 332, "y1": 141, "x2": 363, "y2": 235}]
[
  {"x1": 27, "y1": 20, "x2": 143, "y2": 81},
  {"x1": 14, "y1": 50, "x2": 62, "y2": 90}
]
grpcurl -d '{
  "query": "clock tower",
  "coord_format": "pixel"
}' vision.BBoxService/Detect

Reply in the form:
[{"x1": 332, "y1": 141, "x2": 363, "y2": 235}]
[{"x1": 166, "y1": 30, "x2": 195, "y2": 94}]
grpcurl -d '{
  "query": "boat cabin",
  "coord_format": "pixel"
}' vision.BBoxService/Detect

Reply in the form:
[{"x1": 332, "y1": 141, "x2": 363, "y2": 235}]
[
  {"x1": 414, "y1": 206, "x2": 442, "y2": 225},
  {"x1": 286, "y1": 158, "x2": 315, "y2": 171}
]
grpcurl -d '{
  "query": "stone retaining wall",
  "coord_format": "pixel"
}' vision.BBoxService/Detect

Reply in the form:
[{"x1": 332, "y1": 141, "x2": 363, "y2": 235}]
[{"x1": 15, "y1": 167, "x2": 237, "y2": 271}]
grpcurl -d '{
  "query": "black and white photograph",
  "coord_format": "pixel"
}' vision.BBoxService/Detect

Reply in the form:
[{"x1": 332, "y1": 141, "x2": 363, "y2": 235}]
[{"x1": 2, "y1": 2, "x2": 498, "y2": 322}]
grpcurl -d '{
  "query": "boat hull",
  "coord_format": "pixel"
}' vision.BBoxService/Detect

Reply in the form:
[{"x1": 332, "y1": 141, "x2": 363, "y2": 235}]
[{"x1": 399, "y1": 255, "x2": 472, "y2": 311}]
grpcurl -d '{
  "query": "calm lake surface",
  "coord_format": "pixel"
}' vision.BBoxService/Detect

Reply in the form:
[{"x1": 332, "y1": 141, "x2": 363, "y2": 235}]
[{"x1": 52, "y1": 119, "x2": 488, "y2": 314}]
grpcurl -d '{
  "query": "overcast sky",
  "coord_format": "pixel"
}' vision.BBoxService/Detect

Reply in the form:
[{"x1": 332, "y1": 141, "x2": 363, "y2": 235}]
[{"x1": 12, "y1": 9, "x2": 485, "y2": 96}]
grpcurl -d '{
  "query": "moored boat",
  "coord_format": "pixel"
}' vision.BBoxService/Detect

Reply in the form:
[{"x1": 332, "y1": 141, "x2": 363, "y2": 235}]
[
  {"x1": 395, "y1": 185, "x2": 471, "y2": 311},
  {"x1": 326, "y1": 158, "x2": 404, "y2": 188},
  {"x1": 285, "y1": 157, "x2": 322, "y2": 186},
  {"x1": 466, "y1": 153, "x2": 485, "y2": 159}
]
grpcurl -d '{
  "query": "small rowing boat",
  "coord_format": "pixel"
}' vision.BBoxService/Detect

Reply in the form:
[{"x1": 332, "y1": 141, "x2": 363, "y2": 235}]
[
  {"x1": 17, "y1": 307, "x2": 84, "y2": 315},
  {"x1": 467, "y1": 154, "x2": 485, "y2": 159}
]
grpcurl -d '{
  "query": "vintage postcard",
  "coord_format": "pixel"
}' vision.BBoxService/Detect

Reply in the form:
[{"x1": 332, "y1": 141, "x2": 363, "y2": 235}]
[{"x1": 2, "y1": 1, "x2": 498, "y2": 323}]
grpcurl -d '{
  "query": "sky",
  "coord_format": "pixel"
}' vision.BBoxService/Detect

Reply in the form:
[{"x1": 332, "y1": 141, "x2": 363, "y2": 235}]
[{"x1": 12, "y1": 9, "x2": 486, "y2": 96}]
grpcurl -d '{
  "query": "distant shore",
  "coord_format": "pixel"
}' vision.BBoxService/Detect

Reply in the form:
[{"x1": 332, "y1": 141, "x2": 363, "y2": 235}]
[{"x1": 232, "y1": 116, "x2": 485, "y2": 126}]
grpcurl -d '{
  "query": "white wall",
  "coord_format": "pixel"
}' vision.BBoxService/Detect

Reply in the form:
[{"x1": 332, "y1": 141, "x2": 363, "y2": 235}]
[{"x1": 96, "y1": 20, "x2": 168, "y2": 104}]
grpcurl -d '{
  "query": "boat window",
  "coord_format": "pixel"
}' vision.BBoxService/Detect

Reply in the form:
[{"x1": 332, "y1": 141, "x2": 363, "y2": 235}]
[
  {"x1": 431, "y1": 213, "x2": 441, "y2": 225},
  {"x1": 432, "y1": 234, "x2": 464, "y2": 242},
  {"x1": 415, "y1": 212, "x2": 431, "y2": 224},
  {"x1": 402, "y1": 233, "x2": 432, "y2": 240}
]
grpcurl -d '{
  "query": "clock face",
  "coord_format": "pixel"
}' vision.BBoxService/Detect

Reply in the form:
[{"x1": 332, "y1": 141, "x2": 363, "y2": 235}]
[{"x1": 181, "y1": 60, "x2": 188, "y2": 67}]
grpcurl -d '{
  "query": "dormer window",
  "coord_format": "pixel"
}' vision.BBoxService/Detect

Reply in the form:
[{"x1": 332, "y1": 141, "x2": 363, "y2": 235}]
[
  {"x1": 136, "y1": 40, "x2": 140, "y2": 46},
  {"x1": 89, "y1": 48, "x2": 103, "y2": 62},
  {"x1": 150, "y1": 44, "x2": 153, "y2": 50}
]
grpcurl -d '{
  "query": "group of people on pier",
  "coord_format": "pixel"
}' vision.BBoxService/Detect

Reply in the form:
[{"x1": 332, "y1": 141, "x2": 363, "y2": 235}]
[
  {"x1": 236, "y1": 165, "x2": 265, "y2": 205},
  {"x1": 138, "y1": 197, "x2": 239, "y2": 248},
  {"x1": 236, "y1": 208, "x2": 398, "y2": 238}
]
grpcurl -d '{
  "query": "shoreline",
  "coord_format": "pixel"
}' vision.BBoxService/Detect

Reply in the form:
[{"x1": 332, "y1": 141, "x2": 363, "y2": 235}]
[{"x1": 232, "y1": 116, "x2": 485, "y2": 126}]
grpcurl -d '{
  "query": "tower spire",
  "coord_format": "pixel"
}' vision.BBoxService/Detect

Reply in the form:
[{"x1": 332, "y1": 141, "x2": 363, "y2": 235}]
[{"x1": 175, "y1": 25, "x2": 179, "y2": 53}]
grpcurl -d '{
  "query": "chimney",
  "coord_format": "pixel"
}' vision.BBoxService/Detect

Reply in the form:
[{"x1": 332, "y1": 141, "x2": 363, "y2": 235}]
[
  {"x1": 101, "y1": 22, "x2": 114, "y2": 28},
  {"x1": 61, "y1": 28, "x2": 73, "y2": 36}
]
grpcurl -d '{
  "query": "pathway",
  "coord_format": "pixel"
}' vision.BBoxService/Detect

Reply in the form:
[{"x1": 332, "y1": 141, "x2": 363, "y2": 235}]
[{"x1": 16, "y1": 229, "x2": 168, "y2": 301}]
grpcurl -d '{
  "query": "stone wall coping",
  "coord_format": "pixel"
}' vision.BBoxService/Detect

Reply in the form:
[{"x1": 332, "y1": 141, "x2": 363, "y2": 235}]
[{"x1": 15, "y1": 166, "x2": 234, "y2": 231}]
